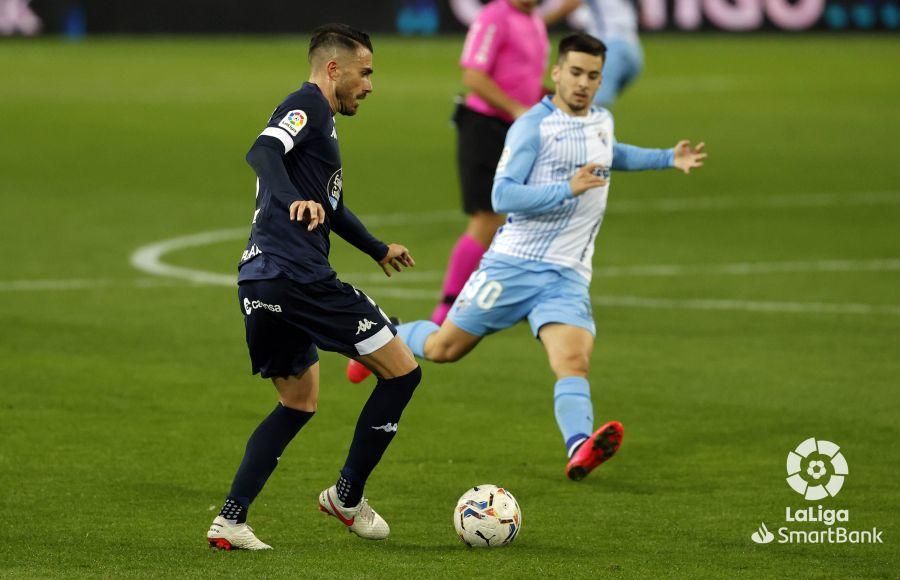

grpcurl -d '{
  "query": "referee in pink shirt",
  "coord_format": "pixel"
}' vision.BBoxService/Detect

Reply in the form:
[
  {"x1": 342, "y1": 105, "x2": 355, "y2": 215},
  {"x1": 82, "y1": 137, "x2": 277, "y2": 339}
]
[{"x1": 431, "y1": 0, "x2": 550, "y2": 324}]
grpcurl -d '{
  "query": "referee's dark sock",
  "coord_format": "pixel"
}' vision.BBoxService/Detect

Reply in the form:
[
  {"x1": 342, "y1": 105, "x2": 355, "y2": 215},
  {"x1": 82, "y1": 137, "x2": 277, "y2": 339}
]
[
  {"x1": 336, "y1": 366, "x2": 422, "y2": 507},
  {"x1": 219, "y1": 403, "x2": 314, "y2": 523}
]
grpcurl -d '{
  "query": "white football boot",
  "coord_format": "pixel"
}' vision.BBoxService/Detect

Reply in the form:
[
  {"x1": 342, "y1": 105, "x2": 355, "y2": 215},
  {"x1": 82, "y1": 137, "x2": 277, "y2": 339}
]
[
  {"x1": 318, "y1": 486, "x2": 390, "y2": 540},
  {"x1": 207, "y1": 516, "x2": 273, "y2": 550}
]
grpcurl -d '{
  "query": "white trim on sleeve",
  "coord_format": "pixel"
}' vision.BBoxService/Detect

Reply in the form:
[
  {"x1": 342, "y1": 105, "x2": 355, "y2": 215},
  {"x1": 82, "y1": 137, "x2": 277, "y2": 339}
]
[
  {"x1": 354, "y1": 325, "x2": 394, "y2": 355},
  {"x1": 259, "y1": 127, "x2": 294, "y2": 154}
]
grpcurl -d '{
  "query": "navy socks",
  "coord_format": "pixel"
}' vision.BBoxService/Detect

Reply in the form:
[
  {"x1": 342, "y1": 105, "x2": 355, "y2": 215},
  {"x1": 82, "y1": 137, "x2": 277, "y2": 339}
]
[
  {"x1": 220, "y1": 403, "x2": 314, "y2": 523},
  {"x1": 337, "y1": 366, "x2": 422, "y2": 507}
]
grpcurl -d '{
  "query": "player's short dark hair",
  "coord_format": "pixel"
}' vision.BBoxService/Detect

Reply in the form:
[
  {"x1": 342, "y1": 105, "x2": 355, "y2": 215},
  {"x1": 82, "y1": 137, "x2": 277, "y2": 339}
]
[
  {"x1": 557, "y1": 33, "x2": 607, "y2": 63},
  {"x1": 308, "y1": 23, "x2": 373, "y2": 63}
]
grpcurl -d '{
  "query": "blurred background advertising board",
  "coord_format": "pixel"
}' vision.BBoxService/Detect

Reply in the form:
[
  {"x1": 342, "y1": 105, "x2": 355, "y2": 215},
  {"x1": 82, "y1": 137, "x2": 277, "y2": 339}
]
[{"x1": 8, "y1": 0, "x2": 897, "y2": 37}]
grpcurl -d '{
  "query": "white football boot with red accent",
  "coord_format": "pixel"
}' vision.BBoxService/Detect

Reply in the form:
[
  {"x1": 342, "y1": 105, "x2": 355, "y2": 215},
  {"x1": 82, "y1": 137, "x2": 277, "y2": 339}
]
[
  {"x1": 318, "y1": 485, "x2": 390, "y2": 540},
  {"x1": 207, "y1": 516, "x2": 272, "y2": 550}
]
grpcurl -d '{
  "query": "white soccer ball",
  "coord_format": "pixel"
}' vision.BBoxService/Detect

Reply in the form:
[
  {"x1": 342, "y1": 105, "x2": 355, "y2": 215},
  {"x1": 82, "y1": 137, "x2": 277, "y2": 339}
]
[{"x1": 453, "y1": 484, "x2": 522, "y2": 548}]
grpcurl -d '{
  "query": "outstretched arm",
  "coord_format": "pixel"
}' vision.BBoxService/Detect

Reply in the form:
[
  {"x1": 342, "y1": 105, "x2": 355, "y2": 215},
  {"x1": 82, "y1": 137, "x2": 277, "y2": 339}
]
[{"x1": 612, "y1": 140, "x2": 706, "y2": 173}]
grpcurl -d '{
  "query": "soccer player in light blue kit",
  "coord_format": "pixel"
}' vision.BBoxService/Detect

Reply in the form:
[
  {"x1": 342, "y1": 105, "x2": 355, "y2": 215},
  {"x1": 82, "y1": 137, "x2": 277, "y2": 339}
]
[
  {"x1": 348, "y1": 33, "x2": 706, "y2": 480},
  {"x1": 545, "y1": 0, "x2": 643, "y2": 107}
]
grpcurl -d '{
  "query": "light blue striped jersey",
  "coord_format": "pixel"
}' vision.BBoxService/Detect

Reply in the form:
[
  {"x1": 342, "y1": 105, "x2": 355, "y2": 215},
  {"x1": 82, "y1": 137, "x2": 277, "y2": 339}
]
[{"x1": 489, "y1": 96, "x2": 614, "y2": 283}]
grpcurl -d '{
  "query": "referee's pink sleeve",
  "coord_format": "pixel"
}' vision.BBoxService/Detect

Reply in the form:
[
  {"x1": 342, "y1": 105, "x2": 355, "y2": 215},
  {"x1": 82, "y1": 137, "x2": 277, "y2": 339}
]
[{"x1": 459, "y1": 3, "x2": 506, "y2": 72}]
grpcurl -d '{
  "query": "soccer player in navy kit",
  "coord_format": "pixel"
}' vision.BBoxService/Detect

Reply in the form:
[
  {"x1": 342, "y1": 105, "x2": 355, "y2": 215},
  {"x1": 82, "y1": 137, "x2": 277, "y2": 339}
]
[{"x1": 207, "y1": 24, "x2": 422, "y2": 550}]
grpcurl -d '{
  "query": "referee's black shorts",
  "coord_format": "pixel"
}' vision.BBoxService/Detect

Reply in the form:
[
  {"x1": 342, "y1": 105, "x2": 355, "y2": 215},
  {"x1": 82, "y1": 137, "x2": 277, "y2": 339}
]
[{"x1": 454, "y1": 104, "x2": 512, "y2": 215}]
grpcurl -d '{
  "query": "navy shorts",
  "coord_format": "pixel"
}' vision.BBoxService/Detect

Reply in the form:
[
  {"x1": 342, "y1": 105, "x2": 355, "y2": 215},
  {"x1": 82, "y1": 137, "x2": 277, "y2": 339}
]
[{"x1": 238, "y1": 275, "x2": 397, "y2": 379}]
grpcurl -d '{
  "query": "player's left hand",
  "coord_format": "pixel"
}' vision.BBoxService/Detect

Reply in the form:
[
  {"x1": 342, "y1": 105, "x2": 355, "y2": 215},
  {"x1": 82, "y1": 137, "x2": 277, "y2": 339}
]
[
  {"x1": 289, "y1": 200, "x2": 326, "y2": 231},
  {"x1": 379, "y1": 243, "x2": 415, "y2": 277},
  {"x1": 673, "y1": 140, "x2": 707, "y2": 174}
]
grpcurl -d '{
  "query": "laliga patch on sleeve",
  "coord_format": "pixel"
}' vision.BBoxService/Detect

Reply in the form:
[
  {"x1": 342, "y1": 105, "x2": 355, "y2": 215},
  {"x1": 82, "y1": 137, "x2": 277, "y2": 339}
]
[{"x1": 278, "y1": 110, "x2": 308, "y2": 137}]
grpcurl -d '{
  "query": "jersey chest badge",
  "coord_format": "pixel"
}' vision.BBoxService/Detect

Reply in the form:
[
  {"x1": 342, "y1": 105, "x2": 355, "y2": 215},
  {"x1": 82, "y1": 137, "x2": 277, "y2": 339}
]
[
  {"x1": 598, "y1": 129, "x2": 609, "y2": 147},
  {"x1": 327, "y1": 168, "x2": 343, "y2": 209}
]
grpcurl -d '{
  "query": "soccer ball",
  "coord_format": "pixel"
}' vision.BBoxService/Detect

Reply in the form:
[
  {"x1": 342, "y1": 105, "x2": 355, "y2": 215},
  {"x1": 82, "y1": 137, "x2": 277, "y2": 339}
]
[{"x1": 453, "y1": 484, "x2": 522, "y2": 548}]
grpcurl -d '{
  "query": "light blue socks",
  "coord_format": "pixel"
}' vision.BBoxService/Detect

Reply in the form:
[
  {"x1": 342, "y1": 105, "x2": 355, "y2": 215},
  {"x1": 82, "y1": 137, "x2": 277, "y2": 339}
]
[
  {"x1": 554, "y1": 376, "x2": 593, "y2": 457},
  {"x1": 396, "y1": 320, "x2": 440, "y2": 359}
]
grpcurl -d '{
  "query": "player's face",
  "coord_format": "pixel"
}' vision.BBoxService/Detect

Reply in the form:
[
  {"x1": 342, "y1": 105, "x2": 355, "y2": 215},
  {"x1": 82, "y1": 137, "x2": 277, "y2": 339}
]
[
  {"x1": 335, "y1": 48, "x2": 374, "y2": 116},
  {"x1": 510, "y1": 0, "x2": 540, "y2": 12},
  {"x1": 552, "y1": 51, "x2": 604, "y2": 115}
]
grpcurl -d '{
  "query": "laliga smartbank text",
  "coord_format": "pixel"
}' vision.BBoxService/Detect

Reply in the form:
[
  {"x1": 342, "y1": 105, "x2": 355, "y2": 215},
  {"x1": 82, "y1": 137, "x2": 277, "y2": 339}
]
[
  {"x1": 750, "y1": 438, "x2": 884, "y2": 546},
  {"x1": 776, "y1": 506, "x2": 882, "y2": 544}
]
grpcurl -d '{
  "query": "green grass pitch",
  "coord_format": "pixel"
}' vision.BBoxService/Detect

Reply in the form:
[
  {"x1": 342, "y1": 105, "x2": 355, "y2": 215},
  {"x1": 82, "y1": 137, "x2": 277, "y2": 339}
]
[{"x1": 0, "y1": 35, "x2": 898, "y2": 577}]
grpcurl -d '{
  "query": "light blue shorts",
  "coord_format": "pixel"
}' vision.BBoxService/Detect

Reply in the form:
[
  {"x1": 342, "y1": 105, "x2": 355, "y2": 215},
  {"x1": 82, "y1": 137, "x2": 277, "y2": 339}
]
[{"x1": 447, "y1": 255, "x2": 595, "y2": 338}]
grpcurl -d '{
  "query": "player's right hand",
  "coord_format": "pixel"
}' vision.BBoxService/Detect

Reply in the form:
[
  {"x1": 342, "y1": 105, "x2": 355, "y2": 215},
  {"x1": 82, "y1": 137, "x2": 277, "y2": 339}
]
[
  {"x1": 289, "y1": 200, "x2": 326, "y2": 231},
  {"x1": 379, "y1": 243, "x2": 415, "y2": 278},
  {"x1": 569, "y1": 163, "x2": 608, "y2": 196}
]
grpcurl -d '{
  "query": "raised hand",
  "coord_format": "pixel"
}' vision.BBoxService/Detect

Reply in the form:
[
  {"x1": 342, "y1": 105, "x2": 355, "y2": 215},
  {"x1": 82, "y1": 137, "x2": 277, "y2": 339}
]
[
  {"x1": 379, "y1": 243, "x2": 415, "y2": 277},
  {"x1": 673, "y1": 140, "x2": 707, "y2": 174},
  {"x1": 289, "y1": 200, "x2": 326, "y2": 231}
]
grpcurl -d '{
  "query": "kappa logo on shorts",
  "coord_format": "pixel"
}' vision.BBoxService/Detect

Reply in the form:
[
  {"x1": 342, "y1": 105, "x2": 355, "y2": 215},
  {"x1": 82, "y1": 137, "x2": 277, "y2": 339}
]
[
  {"x1": 372, "y1": 422, "x2": 398, "y2": 433},
  {"x1": 355, "y1": 318, "x2": 377, "y2": 335},
  {"x1": 243, "y1": 297, "x2": 283, "y2": 315}
]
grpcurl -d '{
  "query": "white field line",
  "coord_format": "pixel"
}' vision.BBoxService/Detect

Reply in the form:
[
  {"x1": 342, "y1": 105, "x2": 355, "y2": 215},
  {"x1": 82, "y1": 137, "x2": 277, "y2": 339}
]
[
  {"x1": 321, "y1": 191, "x2": 900, "y2": 221},
  {"x1": 2, "y1": 275, "x2": 897, "y2": 316},
  {"x1": 0, "y1": 279, "x2": 113, "y2": 291},
  {"x1": 341, "y1": 258, "x2": 900, "y2": 283},
  {"x1": 8, "y1": 256, "x2": 900, "y2": 291},
  {"x1": 589, "y1": 295, "x2": 900, "y2": 316},
  {"x1": 360, "y1": 287, "x2": 900, "y2": 316},
  {"x1": 612, "y1": 191, "x2": 900, "y2": 213},
  {"x1": 595, "y1": 258, "x2": 900, "y2": 278},
  {"x1": 128, "y1": 191, "x2": 900, "y2": 284},
  {"x1": 0, "y1": 278, "x2": 184, "y2": 292},
  {"x1": 130, "y1": 227, "x2": 244, "y2": 286},
  {"x1": 9, "y1": 191, "x2": 898, "y2": 318},
  {"x1": 638, "y1": 75, "x2": 741, "y2": 94}
]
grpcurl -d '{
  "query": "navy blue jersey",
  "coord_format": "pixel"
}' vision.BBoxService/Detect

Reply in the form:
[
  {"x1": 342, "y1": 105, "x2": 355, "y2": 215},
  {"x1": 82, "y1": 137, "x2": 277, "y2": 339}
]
[{"x1": 238, "y1": 82, "x2": 386, "y2": 284}]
